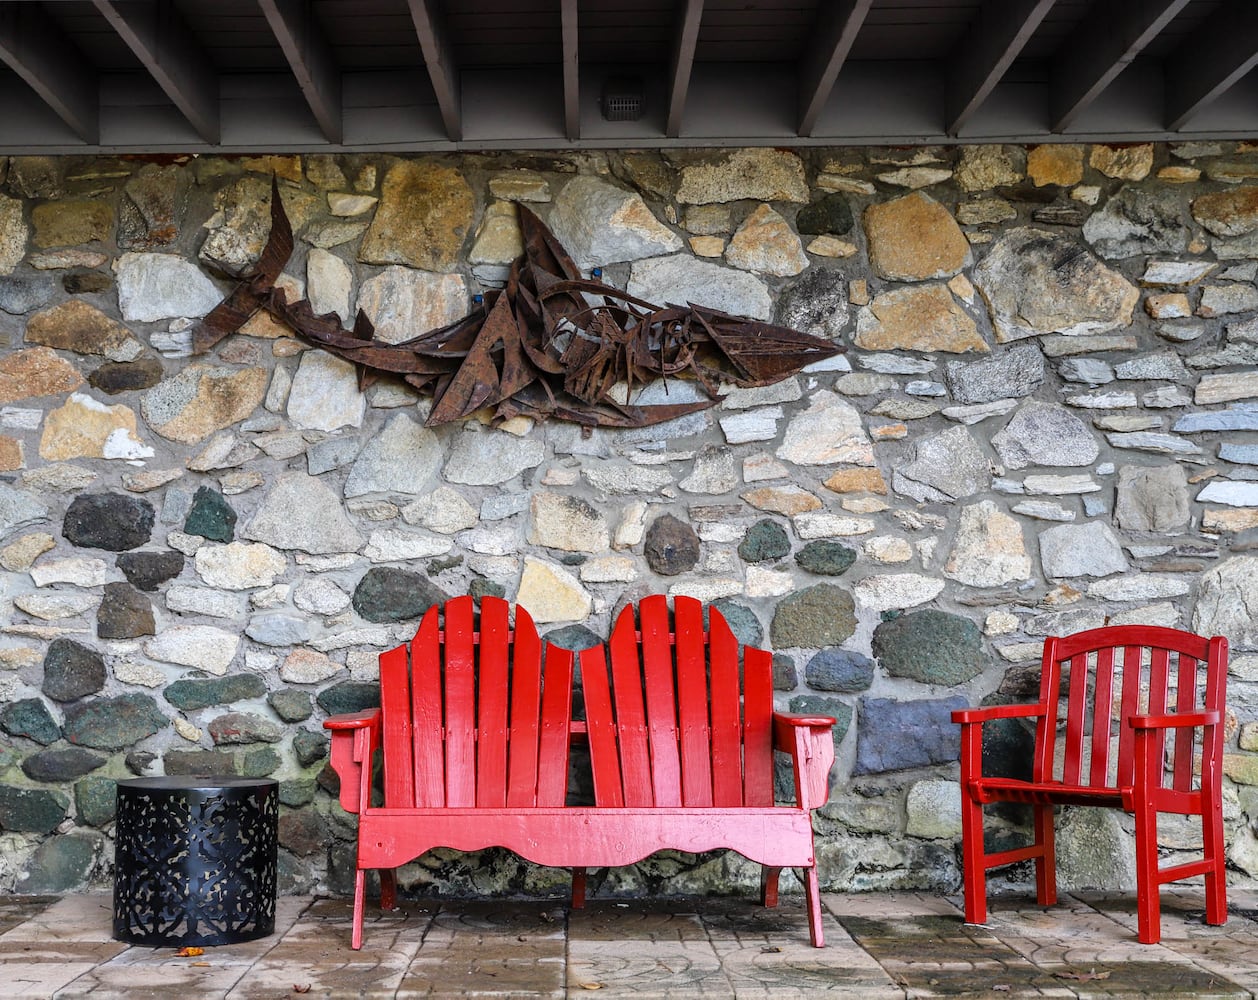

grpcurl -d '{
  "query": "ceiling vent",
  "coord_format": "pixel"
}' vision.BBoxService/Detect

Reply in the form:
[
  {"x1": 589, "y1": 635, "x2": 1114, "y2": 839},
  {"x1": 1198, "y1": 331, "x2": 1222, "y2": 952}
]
[{"x1": 600, "y1": 76, "x2": 644, "y2": 121}]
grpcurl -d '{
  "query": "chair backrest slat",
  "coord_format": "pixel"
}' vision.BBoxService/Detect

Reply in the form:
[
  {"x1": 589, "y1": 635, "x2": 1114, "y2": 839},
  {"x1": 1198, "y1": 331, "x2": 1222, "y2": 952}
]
[
  {"x1": 380, "y1": 643, "x2": 415, "y2": 807},
  {"x1": 506, "y1": 607, "x2": 543, "y2": 808},
  {"x1": 581, "y1": 641, "x2": 625, "y2": 807},
  {"x1": 740, "y1": 639, "x2": 775, "y2": 807},
  {"x1": 640, "y1": 596, "x2": 682, "y2": 807},
  {"x1": 443, "y1": 596, "x2": 477, "y2": 807},
  {"x1": 675, "y1": 597, "x2": 713, "y2": 807},
  {"x1": 536, "y1": 633, "x2": 574, "y2": 807},
  {"x1": 475, "y1": 597, "x2": 510, "y2": 808},
  {"x1": 1062, "y1": 650, "x2": 1090, "y2": 785},
  {"x1": 609, "y1": 609, "x2": 653, "y2": 806},
  {"x1": 709, "y1": 614, "x2": 744, "y2": 807},
  {"x1": 1088, "y1": 645, "x2": 1117, "y2": 786},
  {"x1": 1173, "y1": 649, "x2": 1199, "y2": 789},
  {"x1": 411, "y1": 607, "x2": 446, "y2": 807}
]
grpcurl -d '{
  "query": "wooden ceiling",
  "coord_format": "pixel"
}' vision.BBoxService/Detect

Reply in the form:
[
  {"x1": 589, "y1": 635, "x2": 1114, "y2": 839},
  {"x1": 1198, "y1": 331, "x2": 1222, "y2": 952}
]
[{"x1": 0, "y1": 0, "x2": 1253, "y2": 152}]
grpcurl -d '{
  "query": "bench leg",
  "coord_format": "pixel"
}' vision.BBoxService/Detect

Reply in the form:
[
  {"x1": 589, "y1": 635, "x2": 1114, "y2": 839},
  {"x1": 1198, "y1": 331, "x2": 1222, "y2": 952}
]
[
  {"x1": 801, "y1": 865, "x2": 825, "y2": 948},
  {"x1": 351, "y1": 868, "x2": 367, "y2": 950},
  {"x1": 1033, "y1": 803, "x2": 1057, "y2": 908},
  {"x1": 960, "y1": 790, "x2": 988, "y2": 926},
  {"x1": 571, "y1": 867, "x2": 587, "y2": 909},
  {"x1": 760, "y1": 866, "x2": 782, "y2": 908},
  {"x1": 380, "y1": 867, "x2": 397, "y2": 911}
]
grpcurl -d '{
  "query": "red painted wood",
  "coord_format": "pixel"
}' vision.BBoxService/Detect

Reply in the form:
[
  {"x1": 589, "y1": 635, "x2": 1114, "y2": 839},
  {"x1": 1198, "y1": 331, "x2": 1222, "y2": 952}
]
[
  {"x1": 674, "y1": 596, "x2": 713, "y2": 807},
  {"x1": 580, "y1": 643, "x2": 624, "y2": 807},
  {"x1": 709, "y1": 605, "x2": 743, "y2": 808},
  {"x1": 476, "y1": 596, "x2": 511, "y2": 808},
  {"x1": 443, "y1": 595, "x2": 477, "y2": 808},
  {"x1": 952, "y1": 625, "x2": 1230, "y2": 945},
  {"x1": 1089, "y1": 645, "x2": 1116, "y2": 787},
  {"x1": 506, "y1": 604, "x2": 544, "y2": 808},
  {"x1": 410, "y1": 606, "x2": 445, "y2": 807},
  {"x1": 536, "y1": 641, "x2": 574, "y2": 807},
  {"x1": 735, "y1": 611, "x2": 774, "y2": 807},
  {"x1": 379, "y1": 643, "x2": 414, "y2": 808},
  {"x1": 609, "y1": 603, "x2": 653, "y2": 806},
  {"x1": 641, "y1": 594, "x2": 682, "y2": 807}
]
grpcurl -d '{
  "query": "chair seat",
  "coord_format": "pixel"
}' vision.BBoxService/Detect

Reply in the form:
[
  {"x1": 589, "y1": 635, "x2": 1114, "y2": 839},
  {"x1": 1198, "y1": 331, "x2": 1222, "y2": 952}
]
[{"x1": 968, "y1": 778, "x2": 1129, "y2": 810}]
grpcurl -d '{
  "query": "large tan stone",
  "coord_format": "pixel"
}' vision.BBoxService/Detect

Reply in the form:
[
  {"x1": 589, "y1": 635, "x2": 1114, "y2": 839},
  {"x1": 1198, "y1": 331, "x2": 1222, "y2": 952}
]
[
  {"x1": 864, "y1": 192, "x2": 969, "y2": 281},
  {"x1": 40, "y1": 392, "x2": 151, "y2": 461},
  {"x1": 824, "y1": 468, "x2": 888, "y2": 495},
  {"x1": 1192, "y1": 186, "x2": 1258, "y2": 237},
  {"x1": 725, "y1": 204, "x2": 807, "y2": 276},
  {"x1": 142, "y1": 365, "x2": 268, "y2": 444},
  {"x1": 1027, "y1": 144, "x2": 1084, "y2": 186},
  {"x1": 359, "y1": 160, "x2": 474, "y2": 270},
  {"x1": 675, "y1": 148, "x2": 808, "y2": 205},
  {"x1": 943, "y1": 500, "x2": 1030, "y2": 587},
  {"x1": 0, "y1": 195, "x2": 26, "y2": 274},
  {"x1": 1090, "y1": 143, "x2": 1153, "y2": 181},
  {"x1": 0, "y1": 346, "x2": 83, "y2": 404},
  {"x1": 515, "y1": 557, "x2": 592, "y2": 623},
  {"x1": 25, "y1": 299, "x2": 144, "y2": 361},
  {"x1": 855, "y1": 285, "x2": 988, "y2": 354},
  {"x1": 32, "y1": 200, "x2": 113, "y2": 248}
]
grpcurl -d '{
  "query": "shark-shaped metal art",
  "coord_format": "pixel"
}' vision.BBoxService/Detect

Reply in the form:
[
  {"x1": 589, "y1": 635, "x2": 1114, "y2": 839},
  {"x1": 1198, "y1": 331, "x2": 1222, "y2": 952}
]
[{"x1": 194, "y1": 178, "x2": 843, "y2": 428}]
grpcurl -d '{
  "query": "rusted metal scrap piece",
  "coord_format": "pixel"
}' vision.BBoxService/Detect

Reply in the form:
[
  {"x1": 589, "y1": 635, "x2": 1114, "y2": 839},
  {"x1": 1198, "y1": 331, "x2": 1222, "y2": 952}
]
[{"x1": 193, "y1": 177, "x2": 843, "y2": 427}]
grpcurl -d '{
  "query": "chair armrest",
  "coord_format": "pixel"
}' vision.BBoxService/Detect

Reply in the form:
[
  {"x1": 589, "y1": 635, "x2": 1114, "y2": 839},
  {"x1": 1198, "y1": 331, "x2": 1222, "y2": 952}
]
[
  {"x1": 323, "y1": 709, "x2": 381, "y2": 731},
  {"x1": 952, "y1": 703, "x2": 1044, "y2": 724},
  {"x1": 325, "y1": 710, "x2": 381, "y2": 814},
  {"x1": 1128, "y1": 710, "x2": 1220, "y2": 730},
  {"x1": 772, "y1": 712, "x2": 836, "y2": 811}
]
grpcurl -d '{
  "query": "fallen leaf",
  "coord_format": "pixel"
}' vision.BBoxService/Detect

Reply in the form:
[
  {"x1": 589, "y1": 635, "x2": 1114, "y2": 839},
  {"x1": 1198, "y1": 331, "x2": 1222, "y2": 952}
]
[
  {"x1": 190, "y1": 961, "x2": 211, "y2": 968},
  {"x1": 579, "y1": 983, "x2": 605, "y2": 991},
  {"x1": 293, "y1": 986, "x2": 312, "y2": 995},
  {"x1": 176, "y1": 946, "x2": 205, "y2": 958},
  {"x1": 761, "y1": 946, "x2": 782, "y2": 953},
  {"x1": 993, "y1": 986, "x2": 1011, "y2": 992},
  {"x1": 1055, "y1": 969, "x2": 1112, "y2": 982}
]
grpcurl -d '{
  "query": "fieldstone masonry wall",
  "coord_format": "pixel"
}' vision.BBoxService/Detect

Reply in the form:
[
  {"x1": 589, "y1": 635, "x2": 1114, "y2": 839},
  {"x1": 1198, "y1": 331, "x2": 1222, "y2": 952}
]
[{"x1": 2, "y1": 143, "x2": 1258, "y2": 900}]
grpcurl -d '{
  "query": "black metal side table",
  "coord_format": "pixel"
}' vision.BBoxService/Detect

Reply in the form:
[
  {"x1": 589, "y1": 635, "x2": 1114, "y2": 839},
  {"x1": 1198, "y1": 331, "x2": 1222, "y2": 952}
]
[{"x1": 112, "y1": 776, "x2": 279, "y2": 946}]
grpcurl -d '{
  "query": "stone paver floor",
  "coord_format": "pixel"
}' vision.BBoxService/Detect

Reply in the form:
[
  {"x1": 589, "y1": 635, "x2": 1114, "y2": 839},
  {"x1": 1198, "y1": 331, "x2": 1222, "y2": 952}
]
[{"x1": 1, "y1": 887, "x2": 1257, "y2": 998}]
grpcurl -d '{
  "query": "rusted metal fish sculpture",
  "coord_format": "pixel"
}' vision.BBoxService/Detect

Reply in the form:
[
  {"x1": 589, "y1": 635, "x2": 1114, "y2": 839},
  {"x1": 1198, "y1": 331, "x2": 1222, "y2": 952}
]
[{"x1": 194, "y1": 178, "x2": 843, "y2": 428}]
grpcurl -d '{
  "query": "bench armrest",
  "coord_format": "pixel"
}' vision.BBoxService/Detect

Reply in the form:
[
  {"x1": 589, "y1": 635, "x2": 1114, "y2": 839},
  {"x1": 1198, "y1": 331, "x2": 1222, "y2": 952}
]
[
  {"x1": 1128, "y1": 710, "x2": 1220, "y2": 730},
  {"x1": 772, "y1": 712, "x2": 836, "y2": 811},
  {"x1": 324, "y1": 709, "x2": 381, "y2": 731},
  {"x1": 324, "y1": 710, "x2": 381, "y2": 814},
  {"x1": 951, "y1": 703, "x2": 1044, "y2": 724}
]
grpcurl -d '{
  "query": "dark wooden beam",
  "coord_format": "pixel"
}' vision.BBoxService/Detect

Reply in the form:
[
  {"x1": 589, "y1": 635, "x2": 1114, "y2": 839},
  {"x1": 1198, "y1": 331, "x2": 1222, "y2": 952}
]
[
  {"x1": 797, "y1": 0, "x2": 872, "y2": 137},
  {"x1": 406, "y1": 0, "x2": 461, "y2": 141},
  {"x1": 258, "y1": 0, "x2": 342, "y2": 143},
  {"x1": 561, "y1": 0, "x2": 579, "y2": 140},
  {"x1": 1166, "y1": 0, "x2": 1258, "y2": 130},
  {"x1": 0, "y1": 3, "x2": 97, "y2": 142},
  {"x1": 92, "y1": 0, "x2": 217, "y2": 143},
  {"x1": 665, "y1": 0, "x2": 703, "y2": 138},
  {"x1": 946, "y1": 0, "x2": 1056, "y2": 135},
  {"x1": 1050, "y1": 0, "x2": 1190, "y2": 132}
]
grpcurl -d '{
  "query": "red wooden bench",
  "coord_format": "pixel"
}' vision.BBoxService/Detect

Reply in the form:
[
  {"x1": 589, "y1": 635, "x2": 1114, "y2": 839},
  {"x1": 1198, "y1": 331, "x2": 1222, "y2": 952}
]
[
  {"x1": 952, "y1": 625, "x2": 1228, "y2": 944},
  {"x1": 323, "y1": 594, "x2": 837, "y2": 949}
]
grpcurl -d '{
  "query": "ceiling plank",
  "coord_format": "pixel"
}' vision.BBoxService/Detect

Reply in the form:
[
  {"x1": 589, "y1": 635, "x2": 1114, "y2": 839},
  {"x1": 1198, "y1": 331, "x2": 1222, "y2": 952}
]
[
  {"x1": 258, "y1": 0, "x2": 343, "y2": 143},
  {"x1": 92, "y1": 0, "x2": 217, "y2": 143},
  {"x1": 1166, "y1": 0, "x2": 1258, "y2": 131},
  {"x1": 946, "y1": 0, "x2": 1056, "y2": 136},
  {"x1": 406, "y1": 0, "x2": 461, "y2": 141},
  {"x1": 0, "y1": 3, "x2": 98, "y2": 142},
  {"x1": 1050, "y1": 0, "x2": 1190, "y2": 132},
  {"x1": 666, "y1": 0, "x2": 703, "y2": 137},
  {"x1": 797, "y1": 0, "x2": 872, "y2": 137},
  {"x1": 561, "y1": 0, "x2": 578, "y2": 140}
]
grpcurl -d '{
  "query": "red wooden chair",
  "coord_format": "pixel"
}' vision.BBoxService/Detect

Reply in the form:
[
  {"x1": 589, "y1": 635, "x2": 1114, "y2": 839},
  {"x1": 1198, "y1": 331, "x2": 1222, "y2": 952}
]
[
  {"x1": 577, "y1": 594, "x2": 837, "y2": 946},
  {"x1": 324, "y1": 595, "x2": 576, "y2": 949},
  {"x1": 952, "y1": 625, "x2": 1228, "y2": 944}
]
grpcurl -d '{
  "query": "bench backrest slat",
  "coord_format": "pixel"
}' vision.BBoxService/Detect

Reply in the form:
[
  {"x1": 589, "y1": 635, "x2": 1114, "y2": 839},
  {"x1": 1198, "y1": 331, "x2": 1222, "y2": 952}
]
[
  {"x1": 582, "y1": 595, "x2": 776, "y2": 809},
  {"x1": 1034, "y1": 625, "x2": 1227, "y2": 795},
  {"x1": 380, "y1": 596, "x2": 573, "y2": 810}
]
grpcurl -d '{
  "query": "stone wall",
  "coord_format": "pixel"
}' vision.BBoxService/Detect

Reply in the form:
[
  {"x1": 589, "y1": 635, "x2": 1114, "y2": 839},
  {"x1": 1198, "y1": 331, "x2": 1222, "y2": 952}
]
[{"x1": 2, "y1": 143, "x2": 1258, "y2": 898}]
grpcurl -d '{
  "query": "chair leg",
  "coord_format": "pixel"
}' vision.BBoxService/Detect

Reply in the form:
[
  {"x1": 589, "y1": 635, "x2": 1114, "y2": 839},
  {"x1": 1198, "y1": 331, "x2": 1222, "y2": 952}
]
[
  {"x1": 1203, "y1": 802, "x2": 1228, "y2": 927},
  {"x1": 1133, "y1": 799, "x2": 1162, "y2": 944},
  {"x1": 351, "y1": 868, "x2": 367, "y2": 950},
  {"x1": 380, "y1": 867, "x2": 397, "y2": 911},
  {"x1": 1033, "y1": 804, "x2": 1057, "y2": 907},
  {"x1": 571, "y1": 867, "x2": 587, "y2": 909},
  {"x1": 801, "y1": 865, "x2": 825, "y2": 947},
  {"x1": 960, "y1": 792, "x2": 988, "y2": 925},
  {"x1": 761, "y1": 866, "x2": 782, "y2": 908}
]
